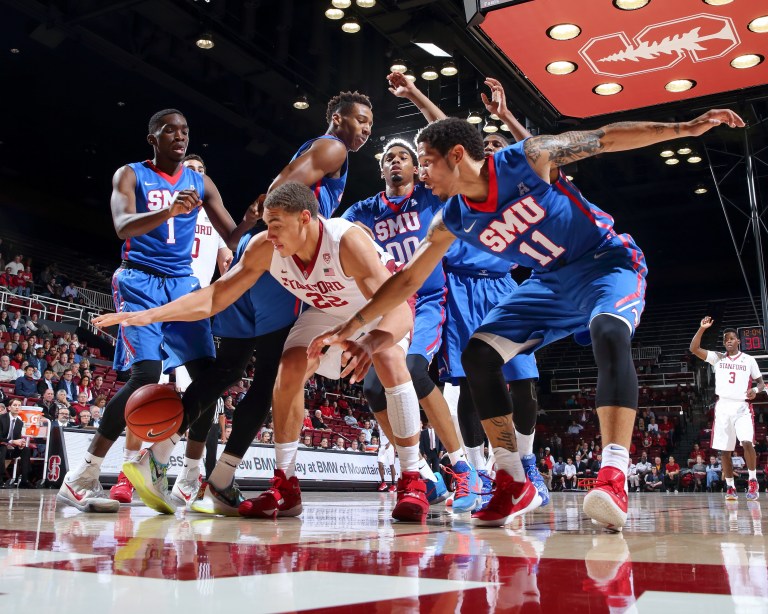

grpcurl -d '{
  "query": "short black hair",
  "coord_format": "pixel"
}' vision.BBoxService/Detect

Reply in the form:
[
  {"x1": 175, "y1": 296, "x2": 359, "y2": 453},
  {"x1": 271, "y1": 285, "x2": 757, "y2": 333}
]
[
  {"x1": 148, "y1": 108, "x2": 184, "y2": 134},
  {"x1": 379, "y1": 138, "x2": 417, "y2": 170},
  {"x1": 723, "y1": 328, "x2": 738, "y2": 337},
  {"x1": 326, "y1": 91, "x2": 372, "y2": 124},
  {"x1": 484, "y1": 132, "x2": 510, "y2": 146},
  {"x1": 416, "y1": 117, "x2": 485, "y2": 162},
  {"x1": 183, "y1": 154, "x2": 205, "y2": 170},
  {"x1": 264, "y1": 182, "x2": 318, "y2": 219}
]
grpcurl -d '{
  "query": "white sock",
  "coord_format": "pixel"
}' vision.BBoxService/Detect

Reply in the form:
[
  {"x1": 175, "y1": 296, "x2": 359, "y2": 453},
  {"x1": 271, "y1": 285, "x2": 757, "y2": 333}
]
[
  {"x1": 466, "y1": 445, "x2": 485, "y2": 471},
  {"x1": 150, "y1": 434, "x2": 180, "y2": 465},
  {"x1": 494, "y1": 448, "x2": 525, "y2": 481},
  {"x1": 275, "y1": 441, "x2": 299, "y2": 478},
  {"x1": 447, "y1": 449, "x2": 468, "y2": 466},
  {"x1": 417, "y1": 457, "x2": 437, "y2": 482},
  {"x1": 397, "y1": 444, "x2": 420, "y2": 472},
  {"x1": 749, "y1": 469, "x2": 757, "y2": 481},
  {"x1": 75, "y1": 453, "x2": 104, "y2": 477},
  {"x1": 209, "y1": 452, "x2": 240, "y2": 490},
  {"x1": 726, "y1": 477, "x2": 735, "y2": 487},
  {"x1": 123, "y1": 448, "x2": 139, "y2": 463},
  {"x1": 515, "y1": 431, "x2": 535, "y2": 458},
  {"x1": 602, "y1": 444, "x2": 630, "y2": 474},
  {"x1": 182, "y1": 456, "x2": 201, "y2": 478}
]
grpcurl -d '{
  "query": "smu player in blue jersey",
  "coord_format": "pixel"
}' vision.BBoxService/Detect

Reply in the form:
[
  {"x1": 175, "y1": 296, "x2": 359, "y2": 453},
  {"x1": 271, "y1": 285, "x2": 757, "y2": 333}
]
[
  {"x1": 315, "y1": 106, "x2": 745, "y2": 530},
  {"x1": 343, "y1": 135, "x2": 482, "y2": 513},
  {"x1": 58, "y1": 109, "x2": 256, "y2": 514}
]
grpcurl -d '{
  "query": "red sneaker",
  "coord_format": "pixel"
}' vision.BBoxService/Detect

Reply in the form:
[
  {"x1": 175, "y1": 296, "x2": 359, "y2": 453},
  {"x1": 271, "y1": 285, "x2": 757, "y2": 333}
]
[
  {"x1": 388, "y1": 484, "x2": 397, "y2": 493},
  {"x1": 725, "y1": 486, "x2": 737, "y2": 501},
  {"x1": 110, "y1": 472, "x2": 134, "y2": 503},
  {"x1": 392, "y1": 471, "x2": 428, "y2": 522},
  {"x1": 377, "y1": 481, "x2": 389, "y2": 492},
  {"x1": 238, "y1": 470, "x2": 302, "y2": 518},
  {"x1": 746, "y1": 479, "x2": 760, "y2": 501},
  {"x1": 470, "y1": 469, "x2": 541, "y2": 527},
  {"x1": 583, "y1": 467, "x2": 628, "y2": 531}
]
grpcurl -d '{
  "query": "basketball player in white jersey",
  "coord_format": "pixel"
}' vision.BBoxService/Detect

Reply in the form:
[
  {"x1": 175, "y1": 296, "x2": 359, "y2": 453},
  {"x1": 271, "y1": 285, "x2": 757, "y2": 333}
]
[
  {"x1": 94, "y1": 182, "x2": 430, "y2": 522},
  {"x1": 690, "y1": 316, "x2": 764, "y2": 500}
]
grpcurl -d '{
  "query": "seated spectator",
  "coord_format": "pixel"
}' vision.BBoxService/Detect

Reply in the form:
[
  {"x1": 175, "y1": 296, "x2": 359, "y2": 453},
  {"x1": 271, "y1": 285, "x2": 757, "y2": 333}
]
[
  {"x1": 92, "y1": 394, "x2": 107, "y2": 414},
  {"x1": 627, "y1": 461, "x2": 641, "y2": 492},
  {"x1": 302, "y1": 408, "x2": 313, "y2": 430},
  {"x1": 37, "y1": 388, "x2": 57, "y2": 420},
  {"x1": 539, "y1": 460, "x2": 552, "y2": 491},
  {"x1": 318, "y1": 437, "x2": 330, "y2": 449},
  {"x1": 635, "y1": 452, "x2": 652, "y2": 484},
  {"x1": 56, "y1": 368, "x2": 77, "y2": 402},
  {"x1": 319, "y1": 398, "x2": 334, "y2": 418},
  {"x1": 71, "y1": 392, "x2": 90, "y2": 415},
  {"x1": 357, "y1": 431, "x2": 369, "y2": 450},
  {"x1": 260, "y1": 431, "x2": 273, "y2": 445},
  {"x1": 332, "y1": 436, "x2": 346, "y2": 451},
  {"x1": 14, "y1": 365, "x2": 39, "y2": 398},
  {"x1": 0, "y1": 266, "x2": 18, "y2": 294},
  {"x1": 731, "y1": 452, "x2": 746, "y2": 471},
  {"x1": 68, "y1": 343, "x2": 82, "y2": 364},
  {"x1": 76, "y1": 410, "x2": 95, "y2": 430},
  {"x1": 10, "y1": 351, "x2": 25, "y2": 370},
  {"x1": 647, "y1": 417, "x2": 659, "y2": 433},
  {"x1": 89, "y1": 406, "x2": 102, "y2": 428},
  {"x1": 0, "y1": 309, "x2": 9, "y2": 332},
  {"x1": 299, "y1": 434, "x2": 313, "y2": 448},
  {"x1": 62, "y1": 283, "x2": 78, "y2": 302},
  {"x1": 222, "y1": 395, "x2": 236, "y2": 420},
  {"x1": 343, "y1": 407, "x2": 359, "y2": 427},
  {"x1": 311, "y1": 409, "x2": 329, "y2": 430},
  {"x1": 0, "y1": 355, "x2": 19, "y2": 383},
  {"x1": 76, "y1": 375, "x2": 93, "y2": 403},
  {"x1": 24, "y1": 313, "x2": 50, "y2": 338},
  {"x1": 30, "y1": 348, "x2": 49, "y2": 377},
  {"x1": 55, "y1": 389, "x2": 73, "y2": 417},
  {"x1": 51, "y1": 352, "x2": 69, "y2": 378},
  {"x1": 575, "y1": 454, "x2": 587, "y2": 480},
  {"x1": 552, "y1": 457, "x2": 565, "y2": 488},
  {"x1": 54, "y1": 407, "x2": 72, "y2": 428},
  {"x1": 688, "y1": 443, "x2": 705, "y2": 466},
  {"x1": 347, "y1": 440, "x2": 360, "y2": 452},
  {"x1": 567, "y1": 420, "x2": 583, "y2": 435},
  {"x1": 92, "y1": 375, "x2": 108, "y2": 398},
  {"x1": 691, "y1": 455, "x2": 707, "y2": 492},
  {"x1": 563, "y1": 457, "x2": 577, "y2": 489},
  {"x1": 360, "y1": 420, "x2": 373, "y2": 444},
  {"x1": 17, "y1": 266, "x2": 33, "y2": 297},
  {"x1": 7, "y1": 311, "x2": 24, "y2": 332},
  {"x1": 365, "y1": 435, "x2": 379, "y2": 453},
  {"x1": 644, "y1": 466, "x2": 664, "y2": 492},
  {"x1": 664, "y1": 456, "x2": 680, "y2": 492}
]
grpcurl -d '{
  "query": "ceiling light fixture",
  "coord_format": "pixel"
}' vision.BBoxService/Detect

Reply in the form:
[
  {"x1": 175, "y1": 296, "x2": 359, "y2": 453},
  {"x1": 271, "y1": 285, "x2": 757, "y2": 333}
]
[
  {"x1": 694, "y1": 185, "x2": 708, "y2": 194},
  {"x1": 403, "y1": 71, "x2": 416, "y2": 82},
  {"x1": 467, "y1": 111, "x2": 482, "y2": 124},
  {"x1": 702, "y1": 0, "x2": 732, "y2": 5},
  {"x1": 613, "y1": 0, "x2": 650, "y2": 9},
  {"x1": 390, "y1": 59, "x2": 407, "y2": 73},
  {"x1": 748, "y1": 16, "x2": 768, "y2": 33},
  {"x1": 665, "y1": 158, "x2": 680, "y2": 165},
  {"x1": 421, "y1": 66, "x2": 439, "y2": 80},
  {"x1": 731, "y1": 54, "x2": 764, "y2": 69},
  {"x1": 356, "y1": 0, "x2": 376, "y2": 7},
  {"x1": 196, "y1": 32, "x2": 214, "y2": 49},
  {"x1": 341, "y1": 17, "x2": 361, "y2": 33},
  {"x1": 500, "y1": 123, "x2": 510, "y2": 132},
  {"x1": 665, "y1": 79, "x2": 695, "y2": 92},
  {"x1": 332, "y1": 0, "x2": 351, "y2": 7},
  {"x1": 325, "y1": 7, "x2": 345, "y2": 19},
  {"x1": 687, "y1": 155, "x2": 702, "y2": 163},
  {"x1": 489, "y1": 113, "x2": 499, "y2": 120},
  {"x1": 547, "y1": 24, "x2": 581, "y2": 41},
  {"x1": 293, "y1": 95, "x2": 309, "y2": 110},
  {"x1": 10, "y1": 48, "x2": 20, "y2": 54},
  {"x1": 440, "y1": 61, "x2": 458, "y2": 76},
  {"x1": 566, "y1": 175, "x2": 574, "y2": 181},
  {"x1": 593, "y1": 82, "x2": 623, "y2": 95},
  {"x1": 374, "y1": 152, "x2": 383, "y2": 161},
  {"x1": 660, "y1": 150, "x2": 674, "y2": 157},
  {"x1": 677, "y1": 147, "x2": 692, "y2": 155},
  {"x1": 546, "y1": 60, "x2": 577, "y2": 75},
  {"x1": 483, "y1": 119, "x2": 499, "y2": 133},
  {"x1": 413, "y1": 42, "x2": 451, "y2": 57}
]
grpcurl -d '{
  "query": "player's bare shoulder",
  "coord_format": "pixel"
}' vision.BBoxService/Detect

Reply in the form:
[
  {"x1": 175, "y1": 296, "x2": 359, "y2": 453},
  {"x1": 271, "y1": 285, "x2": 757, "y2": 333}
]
[{"x1": 241, "y1": 229, "x2": 274, "y2": 268}]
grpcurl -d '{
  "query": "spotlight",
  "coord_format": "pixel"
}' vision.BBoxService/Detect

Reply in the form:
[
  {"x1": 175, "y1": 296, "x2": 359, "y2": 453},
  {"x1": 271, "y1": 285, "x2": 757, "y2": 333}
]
[
  {"x1": 703, "y1": 0, "x2": 732, "y2": 5},
  {"x1": 660, "y1": 150, "x2": 674, "y2": 157},
  {"x1": 500, "y1": 123, "x2": 510, "y2": 132},
  {"x1": 547, "y1": 24, "x2": 581, "y2": 41},
  {"x1": 440, "y1": 61, "x2": 458, "y2": 76},
  {"x1": 332, "y1": 0, "x2": 351, "y2": 7},
  {"x1": 687, "y1": 155, "x2": 702, "y2": 164},
  {"x1": 613, "y1": 0, "x2": 650, "y2": 9},
  {"x1": 483, "y1": 119, "x2": 499, "y2": 133},
  {"x1": 731, "y1": 54, "x2": 764, "y2": 70},
  {"x1": 665, "y1": 158, "x2": 680, "y2": 165},
  {"x1": 390, "y1": 59, "x2": 407, "y2": 73},
  {"x1": 467, "y1": 111, "x2": 482, "y2": 124},
  {"x1": 593, "y1": 83, "x2": 622, "y2": 95},
  {"x1": 196, "y1": 32, "x2": 214, "y2": 49},
  {"x1": 748, "y1": 16, "x2": 768, "y2": 33},
  {"x1": 694, "y1": 185, "x2": 708, "y2": 194},
  {"x1": 421, "y1": 66, "x2": 439, "y2": 80},
  {"x1": 677, "y1": 147, "x2": 692, "y2": 155},
  {"x1": 325, "y1": 7, "x2": 345, "y2": 19},
  {"x1": 665, "y1": 79, "x2": 695, "y2": 92},
  {"x1": 341, "y1": 17, "x2": 361, "y2": 33},
  {"x1": 546, "y1": 61, "x2": 577, "y2": 75},
  {"x1": 356, "y1": 0, "x2": 376, "y2": 6},
  {"x1": 293, "y1": 95, "x2": 309, "y2": 110},
  {"x1": 403, "y1": 71, "x2": 416, "y2": 82},
  {"x1": 374, "y1": 152, "x2": 383, "y2": 161}
]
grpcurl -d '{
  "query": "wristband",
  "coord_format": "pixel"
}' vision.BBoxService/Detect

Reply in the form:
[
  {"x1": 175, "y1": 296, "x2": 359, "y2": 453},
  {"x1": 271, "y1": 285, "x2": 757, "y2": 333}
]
[{"x1": 752, "y1": 387, "x2": 759, "y2": 396}]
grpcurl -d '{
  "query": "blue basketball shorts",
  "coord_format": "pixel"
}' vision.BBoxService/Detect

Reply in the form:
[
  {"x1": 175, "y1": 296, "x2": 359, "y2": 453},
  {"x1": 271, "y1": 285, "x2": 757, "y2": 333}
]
[
  {"x1": 408, "y1": 287, "x2": 447, "y2": 362},
  {"x1": 111, "y1": 267, "x2": 215, "y2": 373},
  {"x1": 438, "y1": 271, "x2": 538, "y2": 383},
  {"x1": 474, "y1": 233, "x2": 647, "y2": 361}
]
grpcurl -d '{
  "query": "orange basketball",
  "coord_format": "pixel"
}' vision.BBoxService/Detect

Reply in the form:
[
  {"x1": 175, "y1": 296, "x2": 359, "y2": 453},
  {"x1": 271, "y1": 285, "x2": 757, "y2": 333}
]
[{"x1": 125, "y1": 384, "x2": 184, "y2": 442}]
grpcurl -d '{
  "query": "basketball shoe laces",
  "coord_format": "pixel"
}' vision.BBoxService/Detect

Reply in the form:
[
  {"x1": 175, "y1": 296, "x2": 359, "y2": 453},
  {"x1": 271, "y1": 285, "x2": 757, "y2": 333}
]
[
  {"x1": 444, "y1": 466, "x2": 471, "y2": 500},
  {"x1": 264, "y1": 473, "x2": 287, "y2": 504}
]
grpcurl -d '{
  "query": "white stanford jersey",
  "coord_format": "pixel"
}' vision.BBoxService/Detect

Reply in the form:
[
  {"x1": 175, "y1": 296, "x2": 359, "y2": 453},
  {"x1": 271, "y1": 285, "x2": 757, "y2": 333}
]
[
  {"x1": 190, "y1": 208, "x2": 226, "y2": 287},
  {"x1": 270, "y1": 217, "x2": 390, "y2": 317},
  {"x1": 706, "y1": 350, "x2": 761, "y2": 401}
]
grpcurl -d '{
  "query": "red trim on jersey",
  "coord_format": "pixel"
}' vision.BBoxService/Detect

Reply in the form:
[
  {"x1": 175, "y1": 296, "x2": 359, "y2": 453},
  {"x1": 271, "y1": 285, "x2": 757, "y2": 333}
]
[
  {"x1": 313, "y1": 181, "x2": 322, "y2": 201},
  {"x1": 292, "y1": 220, "x2": 324, "y2": 279},
  {"x1": 145, "y1": 160, "x2": 185, "y2": 185},
  {"x1": 725, "y1": 352, "x2": 743, "y2": 362},
  {"x1": 424, "y1": 283, "x2": 449, "y2": 355},
  {"x1": 614, "y1": 234, "x2": 646, "y2": 309},
  {"x1": 380, "y1": 187, "x2": 415, "y2": 213},
  {"x1": 462, "y1": 157, "x2": 498, "y2": 213},
  {"x1": 122, "y1": 237, "x2": 131, "y2": 261},
  {"x1": 555, "y1": 177, "x2": 613, "y2": 231}
]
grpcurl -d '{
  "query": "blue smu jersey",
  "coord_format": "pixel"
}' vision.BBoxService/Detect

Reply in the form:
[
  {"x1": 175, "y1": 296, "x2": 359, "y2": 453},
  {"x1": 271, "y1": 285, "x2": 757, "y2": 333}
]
[
  {"x1": 443, "y1": 241, "x2": 511, "y2": 278},
  {"x1": 121, "y1": 161, "x2": 205, "y2": 276},
  {"x1": 342, "y1": 183, "x2": 445, "y2": 295},
  {"x1": 291, "y1": 135, "x2": 348, "y2": 218},
  {"x1": 442, "y1": 141, "x2": 615, "y2": 273}
]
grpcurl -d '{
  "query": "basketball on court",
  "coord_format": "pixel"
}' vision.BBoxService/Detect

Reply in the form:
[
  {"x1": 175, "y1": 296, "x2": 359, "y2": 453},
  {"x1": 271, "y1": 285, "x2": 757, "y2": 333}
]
[{"x1": 125, "y1": 384, "x2": 183, "y2": 442}]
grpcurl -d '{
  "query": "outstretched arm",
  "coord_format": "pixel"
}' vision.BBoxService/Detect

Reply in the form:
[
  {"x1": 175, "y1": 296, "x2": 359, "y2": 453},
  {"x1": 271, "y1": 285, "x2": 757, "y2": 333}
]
[
  {"x1": 268, "y1": 138, "x2": 348, "y2": 194},
  {"x1": 524, "y1": 109, "x2": 745, "y2": 182},
  {"x1": 690, "y1": 316, "x2": 714, "y2": 360},
  {"x1": 201, "y1": 174, "x2": 259, "y2": 250},
  {"x1": 387, "y1": 71, "x2": 446, "y2": 123},
  {"x1": 481, "y1": 77, "x2": 531, "y2": 143},
  {"x1": 93, "y1": 234, "x2": 272, "y2": 329}
]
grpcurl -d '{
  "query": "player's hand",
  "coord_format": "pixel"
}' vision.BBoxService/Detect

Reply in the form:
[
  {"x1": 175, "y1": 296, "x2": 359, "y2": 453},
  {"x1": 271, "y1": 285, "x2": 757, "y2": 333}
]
[
  {"x1": 307, "y1": 318, "x2": 362, "y2": 360},
  {"x1": 92, "y1": 311, "x2": 154, "y2": 329},
  {"x1": 245, "y1": 194, "x2": 266, "y2": 225},
  {"x1": 387, "y1": 71, "x2": 418, "y2": 98},
  {"x1": 747, "y1": 388, "x2": 757, "y2": 401},
  {"x1": 685, "y1": 109, "x2": 745, "y2": 137},
  {"x1": 169, "y1": 188, "x2": 202, "y2": 217},
  {"x1": 700, "y1": 316, "x2": 714, "y2": 329},
  {"x1": 481, "y1": 77, "x2": 508, "y2": 118},
  {"x1": 222, "y1": 253, "x2": 233, "y2": 272},
  {"x1": 338, "y1": 339, "x2": 374, "y2": 384}
]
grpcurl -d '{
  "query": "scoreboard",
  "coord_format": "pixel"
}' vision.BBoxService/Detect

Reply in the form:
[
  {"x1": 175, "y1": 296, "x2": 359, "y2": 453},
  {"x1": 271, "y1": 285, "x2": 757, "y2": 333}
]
[{"x1": 737, "y1": 326, "x2": 765, "y2": 352}]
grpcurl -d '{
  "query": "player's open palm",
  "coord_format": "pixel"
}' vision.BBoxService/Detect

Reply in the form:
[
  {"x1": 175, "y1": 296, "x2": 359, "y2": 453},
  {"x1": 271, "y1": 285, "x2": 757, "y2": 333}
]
[
  {"x1": 700, "y1": 316, "x2": 714, "y2": 329},
  {"x1": 481, "y1": 77, "x2": 508, "y2": 118},
  {"x1": 93, "y1": 311, "x2": 152, "y2": 329},
  {"x1": 387, "y1": 71, "x2": 416, "y2": 98},
  {"x1": 686, "y1": 109, "x2": 745, "y2": 137}
]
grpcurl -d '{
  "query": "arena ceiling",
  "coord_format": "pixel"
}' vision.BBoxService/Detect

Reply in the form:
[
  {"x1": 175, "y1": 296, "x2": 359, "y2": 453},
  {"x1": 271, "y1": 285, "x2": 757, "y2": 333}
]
[{"x1": 0, "y1": 0, "x2": 766, "y2": 302}]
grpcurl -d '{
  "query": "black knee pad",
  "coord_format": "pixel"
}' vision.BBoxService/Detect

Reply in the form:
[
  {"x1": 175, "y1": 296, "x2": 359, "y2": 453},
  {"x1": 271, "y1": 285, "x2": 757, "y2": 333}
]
[
  {"x1": 97, "y1": 360, "x2": 163, "y2": 441},
  {"x1": 462, "y1": 338, "x2": 513, "y2": 421},
  {"x1": 456, "y1": 378, "x2": 486, "y2": 448},
  {"x1": 362, "y1": 367, "x2": 387, "y2": 412},
  {"x1": 590, "y1": 314, "x2": 638, "y2": 409},
  {"x1": 406, "y1": 354, "x2": 436, "y2": 399},
  {"x1": 509, "y1": 378, "x2": 538, "y2": 435}
]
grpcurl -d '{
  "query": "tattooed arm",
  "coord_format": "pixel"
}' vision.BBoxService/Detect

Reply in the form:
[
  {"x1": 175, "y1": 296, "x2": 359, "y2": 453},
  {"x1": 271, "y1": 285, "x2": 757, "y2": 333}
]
[{"x1": 523, "y1": 108, "x2": 745, "y2": 182}]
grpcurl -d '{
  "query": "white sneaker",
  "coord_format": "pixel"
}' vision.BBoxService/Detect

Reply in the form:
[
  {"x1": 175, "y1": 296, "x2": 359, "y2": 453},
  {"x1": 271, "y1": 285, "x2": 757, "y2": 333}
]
[
  {"x1": 190, "y1": 480, "x2": 245, "y2": 516},
  {"x1": 171, "y1": 466, "x2": 202, "y2": 507},
  {"x1": 122, "y1": 449, "x2": 176, "y2": 515},
  {"x1": 57, "y1": 465, "x2": 120, "y2": 513}
]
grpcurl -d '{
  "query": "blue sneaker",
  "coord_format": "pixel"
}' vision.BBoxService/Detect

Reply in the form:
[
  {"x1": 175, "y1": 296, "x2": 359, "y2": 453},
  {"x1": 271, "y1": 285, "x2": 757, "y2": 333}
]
[
  {"x1": 447, "y1": 461, "x2": 482, "y2": 513},
  {"x1": 477, "y1": 470, "x2": 494, "y2": 511},
  {"x1": 425, "y1": 472, "x2": 449, "y2": 505},
  {"x1": 521, "y1": 454, "x2": 550, "y2": 507}
]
